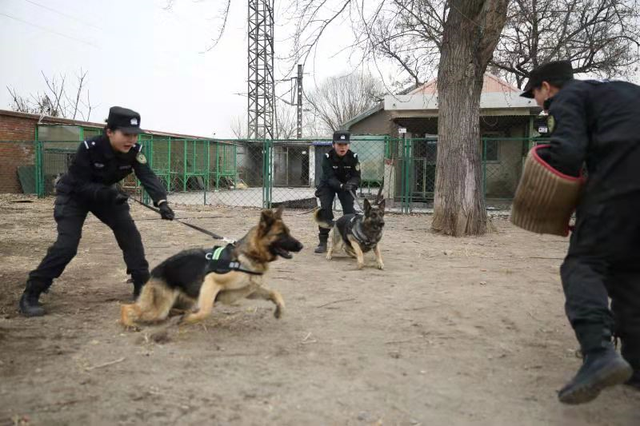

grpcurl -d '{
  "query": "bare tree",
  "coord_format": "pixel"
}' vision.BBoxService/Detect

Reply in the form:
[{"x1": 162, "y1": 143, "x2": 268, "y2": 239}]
[
  {"x1": 305, "y1": 73, "x2": 385, "y2": 135},
  {"x1": 432, "y1": 0, "x2": 508, "y2": 236},
  {"x1": 7, "y1": 69, "x2": 94, "y2": 120},
  {"x1": 492, "y1": 0, "x2": 640, "y2": 87},
  {"x1": 274, "y1": 101, "x2": 299, "y2": 139},
  {"x1": 230, "y1": 114, "x2": 248, "y2": 139},
  {"x1": 287, "y1": 0, "x2": 640, "y2": 85},
  {"x1": 230, "y1": 100, "x2": 301, "y2": 139}
]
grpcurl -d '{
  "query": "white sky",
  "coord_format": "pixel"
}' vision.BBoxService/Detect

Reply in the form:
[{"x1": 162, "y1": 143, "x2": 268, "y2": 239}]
[
  {"x1": 1, "y1": 0, "x2": 638, "y2": 137},
  {"x1": 0, "y1": 0, "x2": 373, "y2": 137}
]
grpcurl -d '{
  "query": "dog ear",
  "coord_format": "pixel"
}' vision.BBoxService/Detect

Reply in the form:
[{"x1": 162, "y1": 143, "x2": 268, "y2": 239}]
[
  {"x1": 274, "y1": 205, "x2": 284, "y2": 219},
  {"x1": 363, "y1": 198, "x2": 371, "y2": 214},
  {"x1": 259, "y1": 209, "x2": 275, "y2": 234},
  {"x1": 377, "y1": 198, "x2": 386, "y2": 212}
]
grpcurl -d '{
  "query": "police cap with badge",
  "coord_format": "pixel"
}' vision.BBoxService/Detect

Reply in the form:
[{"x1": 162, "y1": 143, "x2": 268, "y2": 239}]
[
  {"x1": 107, "y1": 106, "x2": 144, "y2": 135},
  {"x1": 333, "y1": 130, "x2": 350, "y2": 144},
  {"x1": 511, "y1": 61, "x2": 582, "y2": 237},
  {"x1": 522, "y1": 62, "x2": 573, "y2": 137}
]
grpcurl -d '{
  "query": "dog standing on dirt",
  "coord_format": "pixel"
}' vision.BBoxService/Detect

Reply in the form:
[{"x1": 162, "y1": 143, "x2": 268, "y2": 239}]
[
  {"x1": 314, "y1": 198, "x2": 385, "y2": 270},
  {"x1": 120, "y1": 206, "x2": 303, "y2": 327}
]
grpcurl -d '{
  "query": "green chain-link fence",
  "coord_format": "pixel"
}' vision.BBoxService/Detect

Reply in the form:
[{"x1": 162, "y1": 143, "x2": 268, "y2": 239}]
[{"x1": 0, "y1": 136, "x2": 548, "y2": 212}]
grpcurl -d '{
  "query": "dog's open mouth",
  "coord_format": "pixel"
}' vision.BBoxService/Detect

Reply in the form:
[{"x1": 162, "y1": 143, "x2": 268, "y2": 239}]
[{"x1": 272, "y1": 247, "x2": 293, "y2": 259}]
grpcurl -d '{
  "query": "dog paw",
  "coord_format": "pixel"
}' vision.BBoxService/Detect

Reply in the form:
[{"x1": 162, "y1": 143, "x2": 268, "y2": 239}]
[
  {"x1": 274, "y1": 306, "x2": 284, "y2": 319},
  {"x1": 325, "y1": 254, "x2": 332, "y2": 260},
  {"x1": 376, "y1": 262, "x2": 384, "y2": 270},
  {"x1": 179, "y1": 313, "x2": 201, "y2": 325},
  {"x1": 357, "y1": 262, "x2": 365, "y2": 270}
]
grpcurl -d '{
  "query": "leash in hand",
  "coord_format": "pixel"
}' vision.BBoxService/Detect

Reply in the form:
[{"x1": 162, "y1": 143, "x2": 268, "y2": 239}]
[{"x1": 349, "y1": 189, "x2": 364, "y2": 213}]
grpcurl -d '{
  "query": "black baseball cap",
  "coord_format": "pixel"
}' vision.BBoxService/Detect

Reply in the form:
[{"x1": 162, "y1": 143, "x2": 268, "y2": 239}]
[
  {"x1": 333, "y1": 130, "x2": 350, "y2": 144},
  {"x1": 520, "y1": 61, "x2": 574, "y2": 98},
  {"x1": 106, "y1": 106, "x2": 143, "y2": 134}
]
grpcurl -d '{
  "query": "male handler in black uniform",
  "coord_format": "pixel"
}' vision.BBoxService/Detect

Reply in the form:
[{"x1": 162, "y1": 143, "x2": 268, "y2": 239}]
[
  {"x1": 521, "y1": 61, "x2": 640, "y2": 403},
  {"x1": 19, "y1": 106, "x2": 175, "y2": 317},
  {"x1": 314, "y1": 130, "x2": 361, "y2": 253}
]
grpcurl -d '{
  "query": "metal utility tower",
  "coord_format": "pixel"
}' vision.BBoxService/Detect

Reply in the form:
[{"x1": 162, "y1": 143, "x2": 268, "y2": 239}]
[{"x1": 247, "y1": 0, "x2": 275, "y2": 140}]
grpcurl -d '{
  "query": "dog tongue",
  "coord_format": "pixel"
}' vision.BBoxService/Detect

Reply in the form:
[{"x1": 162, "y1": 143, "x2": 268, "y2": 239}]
[{"x1": 275, "y1": 247, "x2": 292, "y2": 259}]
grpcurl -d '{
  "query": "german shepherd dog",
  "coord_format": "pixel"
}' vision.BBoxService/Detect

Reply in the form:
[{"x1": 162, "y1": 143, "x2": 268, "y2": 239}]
[
  {"x1": 120, "y1": 206, "x2": 303, "y2": 327},
  {"x1": 314, "y1": 198, "x2": 385, "y2": 270}
]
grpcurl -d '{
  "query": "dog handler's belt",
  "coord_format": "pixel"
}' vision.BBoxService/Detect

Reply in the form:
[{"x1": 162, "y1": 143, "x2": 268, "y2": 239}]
[
  {"x1": 205, "y1": 244, "x2": 263, "y2": 275},
  {"x1": 510, "y1": 144, "x2": 583, "y2": 236}
]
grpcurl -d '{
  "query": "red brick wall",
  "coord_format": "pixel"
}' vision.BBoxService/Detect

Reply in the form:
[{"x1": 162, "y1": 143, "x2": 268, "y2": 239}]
[
  {"x1": 0, "y1": 114, "x2": 37, "y2": 193},
  {"x1": 0, "y1": 113, "x2": 37, "y2": 141}
]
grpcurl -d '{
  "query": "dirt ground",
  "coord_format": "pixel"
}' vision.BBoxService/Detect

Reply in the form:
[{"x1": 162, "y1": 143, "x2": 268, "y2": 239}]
[{"x1": 0, "y1": 194, "x2": 638, "y2": 426}]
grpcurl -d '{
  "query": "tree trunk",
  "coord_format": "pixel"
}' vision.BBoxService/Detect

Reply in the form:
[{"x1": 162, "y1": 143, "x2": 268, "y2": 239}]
[{"x1": 432, "y1": 0, "x2": 508, "y2": 236}]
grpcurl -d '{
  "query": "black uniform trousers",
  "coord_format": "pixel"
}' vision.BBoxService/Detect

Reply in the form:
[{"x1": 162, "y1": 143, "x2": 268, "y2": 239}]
[
  {"x1": 28, "y1": 193, "x2": 150, "y2": 288},
  {"x1": 315, "y1": 184, "x2": 356, "y2": 239},
  {"x1": 561, "y1": 195, "x2": 640, "y2": 371}
]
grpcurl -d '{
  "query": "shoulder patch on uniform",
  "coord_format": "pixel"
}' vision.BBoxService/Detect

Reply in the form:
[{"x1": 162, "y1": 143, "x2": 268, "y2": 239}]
[
  {"x1": 355, "y1": 163, "x2": 360, "y2": 171},
  {"x1": 136, "y1": 153, "x2": 147, "y2": 164},
  {"x1": 353, "y1": 152, "x2": 358, "y2": 158},
  {"x1": 547, "y1": 115, "x2": 556, "y2": 133}
]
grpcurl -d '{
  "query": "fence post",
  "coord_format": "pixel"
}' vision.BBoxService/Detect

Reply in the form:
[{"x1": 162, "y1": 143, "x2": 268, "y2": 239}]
[
  {"x1": 35, "y1": 140, "x2": 44, "y2": 198},
  {"x1": 143, "y1": 139, "x2": 152, "y2": 205},
  {"x1": 482, "y1": 138, "x2": 487, "y2": 202},
  {"x1": 233, "y1": 143, "x2": 238, "y2": 187},
  {"x1": 402, "y1": 136, "x2": 412, "y2": 214},
  {"x1": 204, "y1": 140, "x2": 210, "y2": 205},
  {"x1": 167, "y1": 139, "x2": 172, "y2": 193},
  {"x1": 262, "y1": 138, "x2": 273, "y2": 209},
  {"x1": 182, "y1": 139, "x2": 187, "y2": 192}
]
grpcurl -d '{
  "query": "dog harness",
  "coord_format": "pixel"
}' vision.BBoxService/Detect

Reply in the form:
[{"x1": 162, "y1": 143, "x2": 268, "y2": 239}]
[
  {"x1": 205, "y1": 244, "x2": 263, "y2": 275},
  {"x1": 342, "y1": 214, "x2": 381, "y2": 250}
]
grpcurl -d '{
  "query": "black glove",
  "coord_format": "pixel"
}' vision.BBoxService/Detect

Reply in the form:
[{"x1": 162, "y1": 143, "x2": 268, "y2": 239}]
[
  {"x1": 100, "y1": 187, "x2": 128, "y2": 205},
  {"x1": 343, "y1": 182, "x2": 356, "y2": 193},
  {"x1": 158, "y1": 202, "x2": 175, "y2": 220},
  {"x1": 114, "y1": 193, "x2": 128, "y2": 205}
]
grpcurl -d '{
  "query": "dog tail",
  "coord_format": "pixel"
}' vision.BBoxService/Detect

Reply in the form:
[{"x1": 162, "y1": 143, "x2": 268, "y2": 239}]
[{"x1": 313, "y1": 208, "x2": 334, "y2": 229}]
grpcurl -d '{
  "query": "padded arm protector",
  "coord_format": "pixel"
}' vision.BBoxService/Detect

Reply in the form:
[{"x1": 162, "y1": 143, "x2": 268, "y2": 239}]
[{"x1": 510, "y1": 145, "x2": 583, "y2": 237}]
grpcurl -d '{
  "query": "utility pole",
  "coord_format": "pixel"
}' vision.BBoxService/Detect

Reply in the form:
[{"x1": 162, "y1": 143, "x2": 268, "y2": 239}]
[{"x1": 296, "y1": 64, "x2": 303, "y2": 139}]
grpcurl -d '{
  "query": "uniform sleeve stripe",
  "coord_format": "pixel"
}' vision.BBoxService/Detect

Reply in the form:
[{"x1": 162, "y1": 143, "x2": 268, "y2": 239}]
[{"x1": 83, "y1": 141, "x2": 89, "y2": 149}]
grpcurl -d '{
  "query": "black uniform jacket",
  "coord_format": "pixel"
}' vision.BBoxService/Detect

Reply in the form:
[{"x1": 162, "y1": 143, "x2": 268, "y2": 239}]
[{"x1": 56, "y1": 135, "x2": 167, "y2": 205}]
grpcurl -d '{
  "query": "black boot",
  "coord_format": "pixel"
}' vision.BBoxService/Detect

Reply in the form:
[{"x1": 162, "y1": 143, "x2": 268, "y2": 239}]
[
  {"x1": 131, "y1": 272, "x2": 149, "y2": 300},
  {"x1": 620, "y1": 337, "x2": 640, "y2": 391},
  {"x1": 314, "y1": 234, "x2": 328, "y2": 254},
  {"x1": 19, "y1": 280, "x2": 47, "y2": 317},
  {"x1": 558, "y1": 342, "x2": 633, "y2": 404},
  {"x1": 625, "y1": 371, "x2": 640, "y2": 391},
  {"x1": 132, "y1": 282, "x2": 143, "y2": 300}
]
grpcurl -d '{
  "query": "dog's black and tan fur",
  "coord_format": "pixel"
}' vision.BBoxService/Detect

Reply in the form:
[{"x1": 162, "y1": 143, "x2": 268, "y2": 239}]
[
  {"x1": 120, "y1": 206, "x2": 303, "y2": 327},
  {"x1": 314, "y1": 198, "x2": 385, "y2": 270}
]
